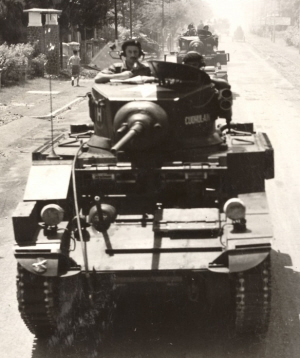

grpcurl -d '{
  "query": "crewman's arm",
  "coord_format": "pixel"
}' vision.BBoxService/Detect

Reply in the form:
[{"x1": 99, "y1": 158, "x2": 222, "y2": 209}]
[{"x1": 94, "y1": 70, "x2": 133, "y2": 84}]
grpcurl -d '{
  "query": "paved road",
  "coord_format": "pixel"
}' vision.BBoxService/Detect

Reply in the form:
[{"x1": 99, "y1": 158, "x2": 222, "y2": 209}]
[{"x1": 1, "y1": 34, "x2": 300, "y2": 357}]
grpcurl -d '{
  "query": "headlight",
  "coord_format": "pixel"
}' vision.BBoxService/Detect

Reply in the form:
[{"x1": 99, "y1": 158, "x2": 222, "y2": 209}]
[
  {"x1": 41, "y1": 204, "x2": 64, "y2": 226},
  {"x1": 223, "y1": 198, "x2": 246, "y2": 220},
  {"x1": 89, "y1": 203, "x2": 117, "y2": 232}
]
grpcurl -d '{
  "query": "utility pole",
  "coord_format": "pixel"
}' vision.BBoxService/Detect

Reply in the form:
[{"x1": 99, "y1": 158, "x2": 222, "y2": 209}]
[
  {"x1": 272, "y1": 0, "x2": 276, "y2": 42},
  {"x1": 114, "y1": 0, "x2": 118, "y2": 47},
  {"x1": 130, "y1": 0, "x2": 133, "y2": 38},
  {"x1": 298, "y1": 4, "x2": 300, "y2": 53},
  {"x1": 162, "y1": 0, "x2": 165, "y2": 53}
]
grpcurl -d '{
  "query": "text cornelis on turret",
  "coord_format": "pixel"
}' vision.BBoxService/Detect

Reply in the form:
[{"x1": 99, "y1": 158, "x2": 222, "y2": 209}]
[{"x1": 184, "y1": 114, "x2": 210, "y2": 125}]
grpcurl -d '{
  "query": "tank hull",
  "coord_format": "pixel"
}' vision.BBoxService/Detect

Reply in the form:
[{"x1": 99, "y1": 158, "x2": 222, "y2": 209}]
[{"x1": 12, "y1": 63, "x2": 274, "y2": 337}]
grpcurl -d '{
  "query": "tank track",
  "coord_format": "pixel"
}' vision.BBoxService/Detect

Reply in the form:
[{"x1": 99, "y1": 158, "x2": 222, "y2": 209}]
[
  {"x1": 17, "y1": 264, "x2": 58, "y2": 337},
  {"x1": 234, "y1": 256, "x2": 271, "y2": 335}
]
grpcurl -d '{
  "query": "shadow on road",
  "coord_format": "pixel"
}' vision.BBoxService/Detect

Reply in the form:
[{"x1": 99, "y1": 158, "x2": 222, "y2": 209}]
[{"x1": 31, "y1": 249, "x2": 300, "y2": 358}]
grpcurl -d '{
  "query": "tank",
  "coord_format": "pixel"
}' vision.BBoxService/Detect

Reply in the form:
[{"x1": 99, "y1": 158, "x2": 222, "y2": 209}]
[
  {"x1": 233, "y1": 26, "x2": 246, "y2": 42},
  {"x1": 176, "y1": 33, "x2": 229, "y2": 81},
  {"x1": 13, "y1": 61, "x2": 274, "y2": 338}
]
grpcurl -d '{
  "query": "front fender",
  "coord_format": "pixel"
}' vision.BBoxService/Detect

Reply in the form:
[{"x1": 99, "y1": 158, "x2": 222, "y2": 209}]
[
  {"x1": 209, "y1": 248, "x2": 270, "y2": 273},
  {"x1": 209, "y1": 192, "x2": 273, "y2": 273},
  {"x1": 24, "y1": 164, "x2": 72, "y2": 201}
]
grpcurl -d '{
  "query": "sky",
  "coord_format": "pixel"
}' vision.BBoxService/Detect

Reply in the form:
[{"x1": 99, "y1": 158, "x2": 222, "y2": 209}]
[{"x1": 208, "y1": 0, "x2": 252, "y2": 28}]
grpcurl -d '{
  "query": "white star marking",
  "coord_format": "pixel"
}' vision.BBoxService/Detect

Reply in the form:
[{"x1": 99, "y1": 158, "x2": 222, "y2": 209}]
[{"x1": 32, "y1": 259, "x2": 47, "y2": 273}]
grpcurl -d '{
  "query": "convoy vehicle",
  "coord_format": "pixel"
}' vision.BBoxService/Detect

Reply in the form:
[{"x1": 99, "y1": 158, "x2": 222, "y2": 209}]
[
  {"x1": 176, "y1": 33, "x2": 229, "y2": 81},
  {"x1": 13, "y1": 61, "x2": 273, "y2": 338},
  {"x1": 233, "y1": 26, "x2": 245, "y2": 42}
]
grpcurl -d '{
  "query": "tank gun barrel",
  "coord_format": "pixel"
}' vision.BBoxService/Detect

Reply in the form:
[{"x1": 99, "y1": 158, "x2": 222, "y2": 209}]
[
  {"x1": 111, "y1": 122, "x2": 144, "y2": 154},
  {"x1": 111, "y1": 102, "x2": 169, "y2": 153}
]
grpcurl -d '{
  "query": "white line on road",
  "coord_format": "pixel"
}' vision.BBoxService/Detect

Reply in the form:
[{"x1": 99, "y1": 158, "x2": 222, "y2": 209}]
[{"x1": 31, "y1": 96, "x2": 86, "y2": 119}]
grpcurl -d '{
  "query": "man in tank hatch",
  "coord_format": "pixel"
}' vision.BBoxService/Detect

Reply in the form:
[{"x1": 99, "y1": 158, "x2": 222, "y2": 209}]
[
  {"x1": 182, "y1": 51, "x2": 206, "y2": 69},
  {"x1": 183, "y1": 51, "x2": 229, "y2": 88},
  {"x1": 94, "y1": 39, "x2": 151, "y2": 84}
]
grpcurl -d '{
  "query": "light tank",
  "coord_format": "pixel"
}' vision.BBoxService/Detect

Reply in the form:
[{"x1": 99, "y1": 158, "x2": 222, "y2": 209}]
[
  {"x1": 176, "y1": 31, "x2": 229, "y2": 81},
  {"x1": 233, "y1": 26, "x2": 246, "y2": 42},
  {"x1": 13, "y1": 61, "x2": 274, "y2": 338}
]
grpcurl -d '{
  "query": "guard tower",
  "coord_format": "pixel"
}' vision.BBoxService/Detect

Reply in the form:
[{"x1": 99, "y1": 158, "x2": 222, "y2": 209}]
[{"x1": 23, "y1": 8, "x2": 62, "y2": 74}]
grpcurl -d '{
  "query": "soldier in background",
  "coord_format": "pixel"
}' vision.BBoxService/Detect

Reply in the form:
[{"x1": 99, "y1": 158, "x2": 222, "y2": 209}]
[
  {"x1": 183, "y1": 23, "x2": 197, "y2": 36},
  {"x1": 182, "y1": 51, "x2": 206, "y2": 69},
  {"x1": 198, "y1": 25, "x2": 212, "y2": 37},
  {"x1": 94, "y1": 39, "x2": 150, "y2": 84}
]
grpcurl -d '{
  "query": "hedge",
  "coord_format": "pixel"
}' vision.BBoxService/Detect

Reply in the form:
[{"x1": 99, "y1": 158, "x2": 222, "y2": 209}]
[{"x1": 0, "y1": 42, "x2": 47, "y2": 85}]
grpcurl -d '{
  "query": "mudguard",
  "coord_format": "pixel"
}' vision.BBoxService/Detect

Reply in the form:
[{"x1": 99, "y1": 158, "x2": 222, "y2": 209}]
[
  {"x1": 24, "y1": 164, "x2": 72, "y2": 200},
  {"x1": 14, "y1": 221, "x2": 78, "y2": 277},
  {"x1": 209, "y1": 192, "x2": 272, "y2": 273}
]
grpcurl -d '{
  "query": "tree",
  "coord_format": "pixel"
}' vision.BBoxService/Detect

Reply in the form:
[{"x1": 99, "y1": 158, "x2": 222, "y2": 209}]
[
  {"x1": 0, "y1": 0, "x2": 27, "y2": 44},
  {"x1": 279, "y1": 0, "x2": 300, "y2": 25},
  {"x1": 23, "y1": 0, "x2": 54, "y2": 8},
  {"x1": 136, "y1": 0, "x2": 213, "y2": 39}
]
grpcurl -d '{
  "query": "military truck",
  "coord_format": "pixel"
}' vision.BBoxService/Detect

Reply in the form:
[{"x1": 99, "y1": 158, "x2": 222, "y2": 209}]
[{"x1": 13, "y1": 61, "x2": 273, "y2": 338}]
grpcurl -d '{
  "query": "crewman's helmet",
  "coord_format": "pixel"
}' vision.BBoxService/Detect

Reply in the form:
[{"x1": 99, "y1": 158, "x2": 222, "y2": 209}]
[{"x1": 182, "y1": 51, "x2": 206, "y2": 68}]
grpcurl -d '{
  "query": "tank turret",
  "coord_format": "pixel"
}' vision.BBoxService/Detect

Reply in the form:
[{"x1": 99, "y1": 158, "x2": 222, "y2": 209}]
[
  {"x1": 86, "y1": 61, "x2": 233, "y2": 160},
  {"x1": 111, "y1": 101, "x2": 169, "y2": 152}
]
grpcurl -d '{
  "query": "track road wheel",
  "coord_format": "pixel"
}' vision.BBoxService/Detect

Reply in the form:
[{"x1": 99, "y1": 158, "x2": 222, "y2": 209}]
[
  {"x1": 17, "y1": 264, "x2": 58, "y2": 337},
  {"x1": 233, "y1": 256, "x2": 271, "y2": 336}
]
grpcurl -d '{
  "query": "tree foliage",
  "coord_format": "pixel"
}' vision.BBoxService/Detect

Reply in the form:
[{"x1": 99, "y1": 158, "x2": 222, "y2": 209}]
[
  {"x1": 280, "y1": 0, "x2": 300, "y2": 25},
  {"x1": 0, "y1": 0, "x2": 27, "y2": 44},
  {"x1": 135, "y1": 0, "x2": 213, "y2": 36},
  {"x1": 0, "y1": 0, "x2": 214, "y2": 44},
  {"x1": 58, "y1": 0, "x2": 109, "y2": 29}
]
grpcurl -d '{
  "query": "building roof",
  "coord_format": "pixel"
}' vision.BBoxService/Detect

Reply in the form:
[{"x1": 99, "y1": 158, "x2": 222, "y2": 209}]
[{"x1": 23, "y1": 8, "x2": 62, "y2": 14}]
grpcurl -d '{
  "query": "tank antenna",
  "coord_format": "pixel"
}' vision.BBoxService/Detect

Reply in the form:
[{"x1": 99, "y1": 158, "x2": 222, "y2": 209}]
[{"x1": 47, "y1": 72, "x2": 60, "y2": 160}]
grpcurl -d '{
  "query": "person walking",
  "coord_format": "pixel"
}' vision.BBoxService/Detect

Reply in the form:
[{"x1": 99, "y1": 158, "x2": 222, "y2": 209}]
[{"x1": 68, "y1": 49, "x2": 81, "y2": 86}]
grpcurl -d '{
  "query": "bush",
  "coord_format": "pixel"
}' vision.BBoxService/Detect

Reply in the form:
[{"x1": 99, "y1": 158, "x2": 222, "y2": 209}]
[
  {"x1": 284, "y1": 26, "x2": 300, "y2": 47},
  {"x1": 0, "y1": 41, "x2": 47, "y2": 84},
  {"x1": 30, "y1": 53, "x2": 47, "y2": 77},
  {"x1": 0, "y1": 42, "x2": 32, "y2": 83}
]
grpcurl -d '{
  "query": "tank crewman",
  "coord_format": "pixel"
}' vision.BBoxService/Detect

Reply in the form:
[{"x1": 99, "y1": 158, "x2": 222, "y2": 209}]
[
  {"x1": 183, "y1": 23, "x2": 197, "y2": 36},
  {"x1": 182, "y1": 51, "x2": 206, "y2": 70},
  {"x1": 183, "y1": 51, "x2": 229, "y2": 87},
  {"x1": 198, "y1": 25, "x2": 213, "y2": 37},
  {"x1": 94, "y1": 39, "x2": 151, "y2": 84}
]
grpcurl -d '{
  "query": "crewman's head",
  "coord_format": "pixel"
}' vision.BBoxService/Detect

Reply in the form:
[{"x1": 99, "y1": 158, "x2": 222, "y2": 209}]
[
  {"x1": 203, "y1": 25, "x2": 209, "y2": 31},
  {"x1": 182, "y1": 51, "x2": 206, "y2": 69},
  {"x1": 121, "y1": 39, "x2": 143, "y2": 67}
]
